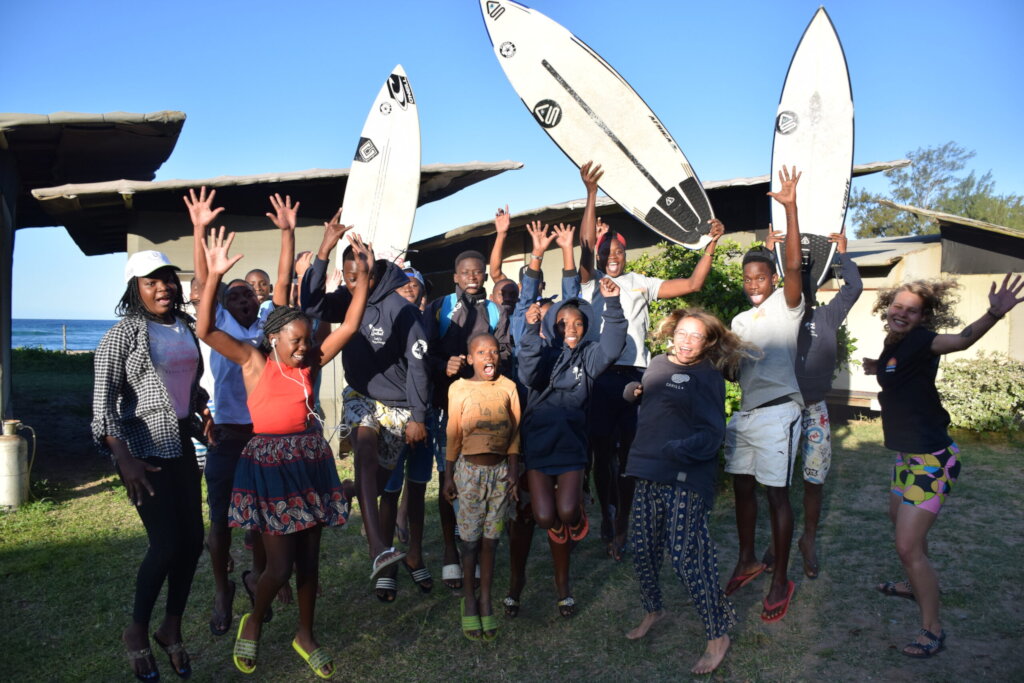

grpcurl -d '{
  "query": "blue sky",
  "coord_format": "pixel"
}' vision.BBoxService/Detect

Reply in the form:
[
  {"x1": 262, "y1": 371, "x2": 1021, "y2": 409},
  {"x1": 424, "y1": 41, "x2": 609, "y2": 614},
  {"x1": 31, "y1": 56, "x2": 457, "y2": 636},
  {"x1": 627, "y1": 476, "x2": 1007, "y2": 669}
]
[{"x1": 5, "y1": 0, "x2": 1022, "y2": 319}]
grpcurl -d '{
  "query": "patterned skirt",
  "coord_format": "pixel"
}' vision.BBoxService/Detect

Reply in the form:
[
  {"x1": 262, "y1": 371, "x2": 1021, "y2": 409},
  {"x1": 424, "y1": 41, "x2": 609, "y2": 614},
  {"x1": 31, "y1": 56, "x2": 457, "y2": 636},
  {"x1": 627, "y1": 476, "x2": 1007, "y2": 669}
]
[{"x1": 228, "y1": 429, "x2": 350, "y2": 535}]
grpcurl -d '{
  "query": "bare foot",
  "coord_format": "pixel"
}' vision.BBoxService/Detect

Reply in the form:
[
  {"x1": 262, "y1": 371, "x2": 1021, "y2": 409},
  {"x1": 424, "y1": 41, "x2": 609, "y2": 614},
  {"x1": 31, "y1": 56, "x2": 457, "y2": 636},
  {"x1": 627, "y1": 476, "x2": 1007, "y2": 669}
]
[
  {"x1": 625, "y1": 610, "x2": 664, "y2": 640},
  {"x1": 798, "y1": 535, "x2": 819, "y2": 578},
  {"x1": 692, "y1": 634, "x2": 730, "y2": 674},
  {"x1": 277, "y1": 582, "x2": 293, "y2": 605}
]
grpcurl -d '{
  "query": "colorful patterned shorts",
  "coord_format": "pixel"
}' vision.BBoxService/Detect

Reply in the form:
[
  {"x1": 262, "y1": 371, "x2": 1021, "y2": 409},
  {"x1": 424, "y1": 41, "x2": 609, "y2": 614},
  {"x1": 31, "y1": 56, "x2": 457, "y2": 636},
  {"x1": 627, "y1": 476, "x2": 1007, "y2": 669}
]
[
  {"x1": 454, "y1": 458, "x2": 512, "y2": 542},
  {"x1": 342, "y1": 386, "x2": 410, "y2": 470},
  {"x1": 800, "y1": 400, "x2": 832, "y2": 484},
  {"x1": 891, "y1": 443, "x2": 960, "y2": 515}
]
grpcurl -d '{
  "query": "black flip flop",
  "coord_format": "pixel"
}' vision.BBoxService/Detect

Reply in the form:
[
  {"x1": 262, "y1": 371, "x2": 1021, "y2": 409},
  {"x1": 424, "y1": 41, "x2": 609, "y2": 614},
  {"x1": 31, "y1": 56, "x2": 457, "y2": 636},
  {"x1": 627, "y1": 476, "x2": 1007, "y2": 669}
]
[{"x1": 241, "y1": 570, "x2": 273, "y2": 623}]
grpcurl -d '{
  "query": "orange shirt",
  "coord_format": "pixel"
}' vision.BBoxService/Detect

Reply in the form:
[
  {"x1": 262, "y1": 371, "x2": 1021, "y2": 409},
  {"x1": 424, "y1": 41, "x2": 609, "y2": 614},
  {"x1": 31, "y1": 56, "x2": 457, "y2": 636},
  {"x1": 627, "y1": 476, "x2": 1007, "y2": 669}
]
[
  {"x1": 247, "y1": 359, "x2": 314, "y2": 434},
  {"x1": 445, "y1": 375, "x2": 521, "y2": 462}
]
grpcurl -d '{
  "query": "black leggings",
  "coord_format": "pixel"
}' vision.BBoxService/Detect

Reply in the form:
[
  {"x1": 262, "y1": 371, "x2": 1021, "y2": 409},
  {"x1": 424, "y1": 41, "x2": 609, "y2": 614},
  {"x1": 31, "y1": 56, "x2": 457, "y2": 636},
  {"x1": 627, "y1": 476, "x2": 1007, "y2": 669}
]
[{"x1": 129, "y1": 447, "x2": 204, "y2": 625}]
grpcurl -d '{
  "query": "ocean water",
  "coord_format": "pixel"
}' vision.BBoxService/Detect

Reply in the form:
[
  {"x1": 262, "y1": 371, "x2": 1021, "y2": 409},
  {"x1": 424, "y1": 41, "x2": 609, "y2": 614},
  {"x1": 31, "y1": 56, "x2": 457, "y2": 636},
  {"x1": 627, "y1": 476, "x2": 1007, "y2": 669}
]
[{"x1": 12, "y1": 319, "x2": 117, "y2": 351}]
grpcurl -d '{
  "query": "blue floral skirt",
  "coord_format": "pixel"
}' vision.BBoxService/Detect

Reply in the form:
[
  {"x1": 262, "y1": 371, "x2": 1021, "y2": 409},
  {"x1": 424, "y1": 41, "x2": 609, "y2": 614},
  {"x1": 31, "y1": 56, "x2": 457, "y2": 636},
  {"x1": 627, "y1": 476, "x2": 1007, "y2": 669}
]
[{"x1": 228, "y1": 429, "x2": 350, "y2": 535}]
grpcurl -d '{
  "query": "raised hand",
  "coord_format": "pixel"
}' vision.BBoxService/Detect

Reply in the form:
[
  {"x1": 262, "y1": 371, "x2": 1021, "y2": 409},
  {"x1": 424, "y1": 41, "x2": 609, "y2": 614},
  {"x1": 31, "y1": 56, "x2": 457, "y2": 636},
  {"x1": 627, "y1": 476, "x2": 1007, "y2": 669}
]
[
  {"x1": 526, "y1": 220, "x2": 556, "y2": 254},
  {"x1": 525, "y1": 302, "x2": 543, "y2": 325},
  {"x1": 599, "y1": 277, "x2": 620, "y2": 298},
  {"x1": 988, "y1": 273, "x2": 1024, "y2": 317},
  {"x1": 318, "y1": 207, "x2": 353, "y2": 260},
  {"x1": 202, "y1": 226, "x2": 244, "y2": 276},
  {"x1": 595, "y1": 216, "x2": 609, "y2": 241},
  {"x1": 348, "y1": 233, "x2": 372, "y2": 279},
  {"x1": 446, "y1": 355, "x2": 466, "y2": 377},
  {"x1": 765, "y1": 224, "x2": 785, "y2": 250},
  {"x1": 707, "y1": 218, "x2": 725, "y2": 242},
  {"x1": 184, "y1": 186, "x2": 225, "y2": 229},
  {"x1": 827, "y1": 232, "x2": 848, "y2": 254},
  {"x1": 495, "y1": 205, "x2": 511, "y2": 235},
  {"x1": 266, "y1": 193, "x2": 300, "y2": 232},
  {"x1": 295, "y1": 251, "x2": 315, "y2": 279},
  {"x1": 580, "y1": 161, "x2": 604, "y2": 194},
  {"x1": 767, "y1": 165, "x2": 801, "y2": 206},
  {"x1": 325, "y1": 267, "x2": 344, "y2": 293},
  {"x1": 552, "y1": 223, "x2": 576, "y2": 250}
]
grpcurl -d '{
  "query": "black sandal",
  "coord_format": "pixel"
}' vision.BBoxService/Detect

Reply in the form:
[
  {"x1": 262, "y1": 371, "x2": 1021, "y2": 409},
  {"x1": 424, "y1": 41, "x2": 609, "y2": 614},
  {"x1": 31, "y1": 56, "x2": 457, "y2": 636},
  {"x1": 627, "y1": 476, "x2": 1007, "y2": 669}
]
[
  {"x1": 208, "y1": 580, "x2": 236, "y2": 636},
  {"x1": 503, "y1": 596, "x2": 521, "y2": 618},
  {"x1": 153, "y1": 633, "x2": 191, "y2": 679},
  {"x1": 901, "y1": 628, "x2": 945, "y2": 658},
  {"x1": 875, "y1": 580, "x2": 915, "y2": 601}
]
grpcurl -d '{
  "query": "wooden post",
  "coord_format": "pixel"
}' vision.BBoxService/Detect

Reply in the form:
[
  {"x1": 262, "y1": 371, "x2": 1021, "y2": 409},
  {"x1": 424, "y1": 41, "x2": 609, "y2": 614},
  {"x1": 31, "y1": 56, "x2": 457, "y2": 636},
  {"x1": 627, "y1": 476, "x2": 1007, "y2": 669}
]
[{"x1": 62, "y1": 324, "x2": 67, "y2": 352}]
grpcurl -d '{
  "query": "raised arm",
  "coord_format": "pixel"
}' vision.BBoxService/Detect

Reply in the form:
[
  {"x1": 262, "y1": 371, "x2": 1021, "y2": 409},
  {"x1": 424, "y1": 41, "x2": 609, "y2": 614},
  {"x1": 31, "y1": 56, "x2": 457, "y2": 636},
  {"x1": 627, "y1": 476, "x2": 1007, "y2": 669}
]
[
  {"x1": 552, "y1": 223, "x2": 577, "y2": 272},
  {"x1": 585, "y1": 278, "x2": 627, "y2": 373},
  {"x1": 318, "y1": 234, "x2": 371, "y2": 365},
  {"x1": 196, "y1": 227, "x2": 263, "y2": 368},
  {"x1": 525, "y1": 219, "x2": 556, "y2": 276},
  {"x1": 578, "y1": 161, "x2": 604, "y2": 284},
  {"x1": 301, "y1": 209, "x2": 354, "y2": 322},
  {"x1": 184, "y1": 186, "x2": 225, "y2": 289},
  {"x1": 931, "y1": 273, "x2": 1023, "y2": 355},
  {"x1": 823, "y1": 232, "x2": 863, "y2": 317},
  {"x1": 656, "y1": 219, "x2": 725, "y2": 299},
  {"x1": 768, "y1": 165, "x2": 804, "y2": 309},
  {"x1": 266, "y1": 193, "x2": 299, "y2": 307},
  {"x1": 489, "y1": 205, "x2": 511, "y2": 283}
]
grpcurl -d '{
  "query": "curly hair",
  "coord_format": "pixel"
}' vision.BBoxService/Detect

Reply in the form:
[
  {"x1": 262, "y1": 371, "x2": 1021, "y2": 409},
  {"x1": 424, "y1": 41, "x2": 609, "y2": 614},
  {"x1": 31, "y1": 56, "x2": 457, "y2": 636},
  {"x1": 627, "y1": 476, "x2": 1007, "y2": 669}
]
[
  {"x1": 873, "y1": 278, "x2": 962, "y2": 331},
  {"x1": 260, "y1": 306, "x2": 312, "y2": 354},
  {"x1": 655, "y1": 307, "x2": 761, "y2": 380}
]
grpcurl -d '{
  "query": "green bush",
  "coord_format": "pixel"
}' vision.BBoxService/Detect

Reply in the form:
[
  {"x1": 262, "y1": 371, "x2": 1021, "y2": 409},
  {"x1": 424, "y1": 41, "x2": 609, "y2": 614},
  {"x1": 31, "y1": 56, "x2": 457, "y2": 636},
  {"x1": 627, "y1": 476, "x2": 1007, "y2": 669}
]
[
  {"x1": 938, "y1": 352, "x2": 1024, "y2": 431},
  {"x1": 13, "y1": 348, "x2": 94, "y2": 373}
]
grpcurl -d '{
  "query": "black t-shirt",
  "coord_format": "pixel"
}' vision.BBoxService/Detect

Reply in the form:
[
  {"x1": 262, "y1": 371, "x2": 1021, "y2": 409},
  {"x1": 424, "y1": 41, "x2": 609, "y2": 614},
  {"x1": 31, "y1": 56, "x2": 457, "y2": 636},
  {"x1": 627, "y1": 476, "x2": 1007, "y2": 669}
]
[{"x1": 875, "y1": 327, "x2": 952, "y2": 453}]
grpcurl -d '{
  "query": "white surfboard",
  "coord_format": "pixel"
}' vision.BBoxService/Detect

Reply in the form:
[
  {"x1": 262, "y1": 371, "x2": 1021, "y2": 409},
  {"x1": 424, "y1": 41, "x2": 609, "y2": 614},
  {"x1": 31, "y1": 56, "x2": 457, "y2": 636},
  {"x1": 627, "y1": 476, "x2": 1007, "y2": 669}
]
[
  {"x1": 342, "y1": 65, "x2": 421, "y2": 264},
  {"x1": 771, "y1": 7, "x2": 854, "y2": 289},
  {"x1": 480, "y1": 0, "x2": 713, "y2": 249}
]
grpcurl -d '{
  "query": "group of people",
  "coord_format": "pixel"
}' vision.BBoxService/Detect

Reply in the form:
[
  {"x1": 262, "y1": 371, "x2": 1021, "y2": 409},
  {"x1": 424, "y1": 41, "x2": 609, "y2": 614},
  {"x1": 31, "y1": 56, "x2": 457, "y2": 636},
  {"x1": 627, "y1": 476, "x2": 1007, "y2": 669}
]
[{"x1": 92, "y1": 163, "x2": 1024, "y2": 680}]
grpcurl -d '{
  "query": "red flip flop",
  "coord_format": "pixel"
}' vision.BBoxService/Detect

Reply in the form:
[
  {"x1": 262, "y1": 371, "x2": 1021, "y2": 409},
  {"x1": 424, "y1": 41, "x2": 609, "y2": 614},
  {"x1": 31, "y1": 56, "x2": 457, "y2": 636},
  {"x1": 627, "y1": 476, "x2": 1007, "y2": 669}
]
[
  {"x1": 760, "y1": 580, "x2": 796, "y2": 623},
  {"x1": 568, "y1": 505, "x2": 589, "y2": 542},
  {"x1": 724, "y1": 563, "x2": 767, "y2": 596}
]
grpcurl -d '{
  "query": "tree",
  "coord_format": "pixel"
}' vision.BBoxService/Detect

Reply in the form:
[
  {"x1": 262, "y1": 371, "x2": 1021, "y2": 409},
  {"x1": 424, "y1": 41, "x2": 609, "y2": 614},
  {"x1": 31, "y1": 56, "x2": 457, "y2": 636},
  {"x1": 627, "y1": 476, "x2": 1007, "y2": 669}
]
[{"x1": 851, "y1": 142, "x2": 1024, "y2": 237}]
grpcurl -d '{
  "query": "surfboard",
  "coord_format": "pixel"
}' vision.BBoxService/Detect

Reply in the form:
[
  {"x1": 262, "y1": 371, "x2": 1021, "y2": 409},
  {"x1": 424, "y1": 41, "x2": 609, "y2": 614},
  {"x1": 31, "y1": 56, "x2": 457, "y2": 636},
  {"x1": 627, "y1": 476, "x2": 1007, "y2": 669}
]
[
  {"x1": 342, "y1": 65, "x2": 421, "y2": 264},
  {"x1": 771, "y1": 7, "x2": 854, "y2": 290},
  {"x1": 480, "y1": 0, "x2": 713, "y2": 249}
]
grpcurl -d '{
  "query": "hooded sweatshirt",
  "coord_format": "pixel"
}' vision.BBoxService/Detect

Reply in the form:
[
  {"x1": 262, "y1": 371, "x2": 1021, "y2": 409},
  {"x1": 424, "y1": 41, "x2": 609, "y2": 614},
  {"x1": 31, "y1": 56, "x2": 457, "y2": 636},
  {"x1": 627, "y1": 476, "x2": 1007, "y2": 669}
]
[
  {"x1": 517, "y1": 295, "x2": 626, "y2": 471},
  {"x1": 300, "y1": 256, "x2": 430, "y2": 422}
]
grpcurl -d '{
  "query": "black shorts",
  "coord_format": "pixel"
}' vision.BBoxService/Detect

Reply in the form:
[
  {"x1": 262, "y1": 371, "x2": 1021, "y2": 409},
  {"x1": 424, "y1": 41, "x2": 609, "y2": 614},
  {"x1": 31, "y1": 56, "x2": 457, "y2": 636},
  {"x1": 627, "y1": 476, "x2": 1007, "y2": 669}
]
[{"x1": 204, "y1": 424, "x2": 253, "y2": 525}]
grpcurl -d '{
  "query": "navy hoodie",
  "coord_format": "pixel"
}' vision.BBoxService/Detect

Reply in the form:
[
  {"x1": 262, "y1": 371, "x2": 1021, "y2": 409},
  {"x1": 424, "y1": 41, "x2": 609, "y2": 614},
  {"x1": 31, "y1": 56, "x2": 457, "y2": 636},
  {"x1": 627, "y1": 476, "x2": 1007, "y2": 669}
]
[
  {"x1": 624, "y1": 355, "x2": 726, "y2": 504},
  {"x1": 517, "y1": 295, "x2": 626, "y2": 471},
  {"x1": 300, "y1": 256, "x2": 431, "y2": 422}
]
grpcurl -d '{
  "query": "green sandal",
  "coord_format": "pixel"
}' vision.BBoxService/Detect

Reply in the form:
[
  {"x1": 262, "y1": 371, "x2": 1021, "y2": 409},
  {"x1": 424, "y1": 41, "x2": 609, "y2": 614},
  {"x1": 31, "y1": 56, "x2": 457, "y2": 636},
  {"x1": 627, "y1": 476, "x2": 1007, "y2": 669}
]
[
  {"x1": 292, "y1": 639, "x2": 334, "y2": 679},
  {"x1": 480, "y1": 614, "x2": 499, "y2": 642},
  {"x1": 461, "y1": 598, "x2": 482, "y2": 641},
  {"x1": 232, "y1": 613, "x2": 259, "y2": 674}
]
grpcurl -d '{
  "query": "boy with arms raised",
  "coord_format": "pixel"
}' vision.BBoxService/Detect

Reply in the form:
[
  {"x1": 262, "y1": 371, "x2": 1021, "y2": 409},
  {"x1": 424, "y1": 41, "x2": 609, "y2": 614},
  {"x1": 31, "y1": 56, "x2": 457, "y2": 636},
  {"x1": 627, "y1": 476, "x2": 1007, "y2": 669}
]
[
  {"x1": 300, "y1": 217, "x2": 431, "y2": 592},
  {"x1": 443, "y1": 333, "x2": 521, "y2": 641},
  {"x1": 723, "y1": 166, "x2": 804, "y2": 623}
]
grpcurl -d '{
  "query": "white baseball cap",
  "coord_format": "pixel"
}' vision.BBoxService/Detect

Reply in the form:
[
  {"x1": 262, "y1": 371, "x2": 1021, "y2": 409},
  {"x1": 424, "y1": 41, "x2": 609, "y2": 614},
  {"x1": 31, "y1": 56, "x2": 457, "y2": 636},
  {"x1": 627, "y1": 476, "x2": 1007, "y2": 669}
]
[{"x1": 124, "y1": 250, "x2": 181, "y2": 283}]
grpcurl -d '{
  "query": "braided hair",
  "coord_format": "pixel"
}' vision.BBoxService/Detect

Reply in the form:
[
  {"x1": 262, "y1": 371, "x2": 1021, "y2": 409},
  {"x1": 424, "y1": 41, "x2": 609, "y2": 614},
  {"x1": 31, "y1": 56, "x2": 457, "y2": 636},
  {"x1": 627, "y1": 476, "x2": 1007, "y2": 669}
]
[
  {"x1": 115, "y1": 269, "x2": 189, "y2": 325},
  {"x1": 260, "y1": 306, "x2": 312, "y2": 355}
]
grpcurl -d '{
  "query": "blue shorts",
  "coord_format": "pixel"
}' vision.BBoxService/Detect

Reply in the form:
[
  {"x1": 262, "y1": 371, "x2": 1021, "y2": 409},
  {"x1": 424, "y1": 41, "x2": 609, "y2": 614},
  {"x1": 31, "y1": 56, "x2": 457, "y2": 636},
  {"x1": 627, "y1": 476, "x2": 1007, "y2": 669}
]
[
  {"x1": 428, "y1": 408, "x2": 449, "y2": 473},
  {"x1": 384, "y1": 439, "x2": 434, "y2": 492},
  {"x1": 204, "y1": 424, "x2": 253, "y2": 525}
]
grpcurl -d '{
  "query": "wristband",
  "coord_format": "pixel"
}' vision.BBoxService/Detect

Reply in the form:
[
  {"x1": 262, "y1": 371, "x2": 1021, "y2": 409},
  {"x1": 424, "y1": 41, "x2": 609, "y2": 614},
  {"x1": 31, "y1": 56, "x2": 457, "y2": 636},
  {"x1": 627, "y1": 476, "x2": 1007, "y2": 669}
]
[{"x1": 529, "y1": 253, "x2": 543, "y2": 262}]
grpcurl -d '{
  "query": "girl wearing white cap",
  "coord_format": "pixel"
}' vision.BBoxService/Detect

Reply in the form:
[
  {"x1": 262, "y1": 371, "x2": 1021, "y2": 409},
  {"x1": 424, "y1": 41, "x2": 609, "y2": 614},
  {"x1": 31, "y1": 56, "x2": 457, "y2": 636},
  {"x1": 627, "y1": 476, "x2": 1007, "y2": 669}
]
[{"x1": 92, "y1": 250, "x2": 212, "y2": 681}]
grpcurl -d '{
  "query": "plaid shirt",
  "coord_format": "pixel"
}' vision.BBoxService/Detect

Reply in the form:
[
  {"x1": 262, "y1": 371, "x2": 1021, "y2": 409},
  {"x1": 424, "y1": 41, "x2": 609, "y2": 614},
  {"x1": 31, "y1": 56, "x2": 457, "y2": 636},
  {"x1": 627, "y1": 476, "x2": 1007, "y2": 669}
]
[{"x1": 91, "y1": 314, "x2": 209, "y2": 462}]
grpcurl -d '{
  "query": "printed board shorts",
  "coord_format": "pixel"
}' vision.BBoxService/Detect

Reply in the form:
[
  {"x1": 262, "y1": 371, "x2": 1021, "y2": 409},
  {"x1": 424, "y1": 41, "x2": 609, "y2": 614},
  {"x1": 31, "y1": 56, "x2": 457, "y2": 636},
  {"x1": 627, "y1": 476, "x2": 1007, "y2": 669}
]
[
  {"x1": 891, "y1": 443, "x2": 960, "y2": 515},
  {"x1": 341, "y1": 386, "x2": 410, "y2": 470},
  {"x1": 724, "y1": 400, "x2": 802, "y2": 488},
  {"x1": 454, "y1": 458, "x2": 511, "y2": 542},
  {"x1": 800, "y1": 400, "x2": 832, "y2": 485}
]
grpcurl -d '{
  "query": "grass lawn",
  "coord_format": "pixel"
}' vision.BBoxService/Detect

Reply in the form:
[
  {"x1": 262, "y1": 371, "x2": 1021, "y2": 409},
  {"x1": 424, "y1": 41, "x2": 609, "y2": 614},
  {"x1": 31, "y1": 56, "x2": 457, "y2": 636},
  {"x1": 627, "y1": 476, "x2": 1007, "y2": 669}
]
[{"x1": 2, "y1": 350, "x2": 1023, "y2": 681}]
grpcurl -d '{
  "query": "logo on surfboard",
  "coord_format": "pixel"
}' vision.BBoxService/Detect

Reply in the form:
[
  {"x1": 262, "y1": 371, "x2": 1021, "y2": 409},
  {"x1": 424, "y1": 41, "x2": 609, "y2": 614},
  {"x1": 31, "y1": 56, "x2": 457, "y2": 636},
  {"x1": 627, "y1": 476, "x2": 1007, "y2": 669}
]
[
  {"x1": 486, "y1": 1, "x2": 505, "y2": 20},
  {"x1": 533, "y1": 100, "x2": 562, "y2": 128},
  {"x1": 776, "y1": 111, "x2": 799, "y2": 135},
  {"x1": 355, "y1": 137, "x2": 379, "y2": 163},
  {"x1": 499, "y1": 41, "x2": 516, "y2": 58},
  {"x1": 379, "y1": 102, "x2": 392, "y2": 116},
  {"x1": 387, "y1": 74, "x2": 415, "y2": 110}
]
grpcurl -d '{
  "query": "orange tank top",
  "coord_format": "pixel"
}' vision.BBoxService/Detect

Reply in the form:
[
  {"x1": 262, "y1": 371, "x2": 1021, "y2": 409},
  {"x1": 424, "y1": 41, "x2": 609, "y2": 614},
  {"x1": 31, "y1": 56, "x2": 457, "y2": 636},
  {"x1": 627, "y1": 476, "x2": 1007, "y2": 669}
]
[{"x1": 247, "y1": 359, "x2": 315, "y2": 434}]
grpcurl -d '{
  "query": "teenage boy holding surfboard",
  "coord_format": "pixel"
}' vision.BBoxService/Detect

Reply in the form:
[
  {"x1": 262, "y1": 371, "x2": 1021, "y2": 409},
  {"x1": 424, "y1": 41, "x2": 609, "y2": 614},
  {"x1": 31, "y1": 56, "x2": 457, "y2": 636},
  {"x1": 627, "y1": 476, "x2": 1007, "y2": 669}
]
[{"x1": 722, "y1": 166, "x2": 804, "y2": 623}]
